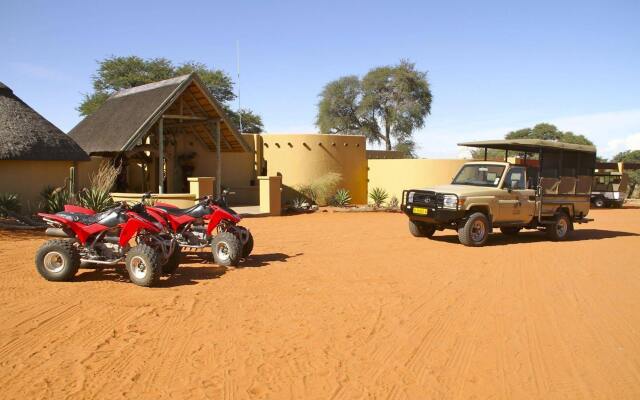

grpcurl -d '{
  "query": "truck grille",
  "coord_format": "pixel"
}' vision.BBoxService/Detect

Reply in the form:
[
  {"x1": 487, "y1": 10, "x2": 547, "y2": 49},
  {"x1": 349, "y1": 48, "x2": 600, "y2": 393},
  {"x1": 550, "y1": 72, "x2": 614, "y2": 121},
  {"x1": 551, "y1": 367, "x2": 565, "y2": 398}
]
[{"x1": 412, "y1": 191, "x2": 441, "y2": 208}]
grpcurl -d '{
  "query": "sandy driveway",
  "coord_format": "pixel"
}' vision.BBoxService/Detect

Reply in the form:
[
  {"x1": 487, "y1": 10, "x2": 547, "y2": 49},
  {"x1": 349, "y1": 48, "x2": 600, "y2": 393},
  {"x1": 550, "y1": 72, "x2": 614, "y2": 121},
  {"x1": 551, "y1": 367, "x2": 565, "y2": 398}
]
[{"x1": 1, "y1": 208, "x2": 639, "y2": 399}]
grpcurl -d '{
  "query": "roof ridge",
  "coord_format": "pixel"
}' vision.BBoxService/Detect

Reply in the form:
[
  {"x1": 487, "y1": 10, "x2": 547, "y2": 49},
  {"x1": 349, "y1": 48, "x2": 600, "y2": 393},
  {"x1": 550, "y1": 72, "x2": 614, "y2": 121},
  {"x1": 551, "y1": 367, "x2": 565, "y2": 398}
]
[{"x1": 111, "y1": 74, "x2": 192, "y2": 98}]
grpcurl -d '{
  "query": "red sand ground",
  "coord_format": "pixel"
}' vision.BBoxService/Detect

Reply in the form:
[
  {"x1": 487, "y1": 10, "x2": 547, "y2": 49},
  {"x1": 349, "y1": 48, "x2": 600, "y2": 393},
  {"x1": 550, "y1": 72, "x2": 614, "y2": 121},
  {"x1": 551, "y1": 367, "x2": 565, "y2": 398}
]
[{"x1": 1, "y1": 208, "x2": 640, "y2": 399}]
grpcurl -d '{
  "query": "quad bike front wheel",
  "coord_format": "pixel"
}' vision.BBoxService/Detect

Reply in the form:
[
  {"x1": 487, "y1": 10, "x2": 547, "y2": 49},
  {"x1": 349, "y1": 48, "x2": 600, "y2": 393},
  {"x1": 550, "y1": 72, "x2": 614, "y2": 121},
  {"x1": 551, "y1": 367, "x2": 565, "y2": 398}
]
[
  {"x1": 125, "y1": 244, "x2": 161, "y2": 287},
  {"x1": 35, "y1": 239, "x2": 80, "y2": 282},
  {"x1": 211, "y1": 232, "x2": 242, "y2": 267}
]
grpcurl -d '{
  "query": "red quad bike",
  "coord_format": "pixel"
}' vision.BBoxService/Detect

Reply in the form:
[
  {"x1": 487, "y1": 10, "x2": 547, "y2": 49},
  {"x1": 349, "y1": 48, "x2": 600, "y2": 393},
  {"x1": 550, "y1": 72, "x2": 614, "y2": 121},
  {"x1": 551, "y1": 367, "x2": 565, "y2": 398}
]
[
  {"x1": 35, "y1": 193, "x2": 178, "y2": 287},
  {"x1": 147, "y1": 190, "x2": 253, "y2": 267}
]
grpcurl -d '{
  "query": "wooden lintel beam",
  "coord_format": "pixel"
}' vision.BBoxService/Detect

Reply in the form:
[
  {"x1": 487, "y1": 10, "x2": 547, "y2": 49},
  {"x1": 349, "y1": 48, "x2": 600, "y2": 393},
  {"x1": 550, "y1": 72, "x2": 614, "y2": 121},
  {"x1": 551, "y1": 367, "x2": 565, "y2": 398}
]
[{"x1": 162, "y1": 114, "x2": 209, "y2": 121}]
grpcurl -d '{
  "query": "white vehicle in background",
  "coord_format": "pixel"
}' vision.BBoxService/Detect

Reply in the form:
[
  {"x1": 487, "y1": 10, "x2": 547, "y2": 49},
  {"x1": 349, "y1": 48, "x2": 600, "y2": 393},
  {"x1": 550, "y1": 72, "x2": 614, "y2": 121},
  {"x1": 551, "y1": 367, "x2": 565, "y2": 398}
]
[{"x1": 591, "y1": 172, "x2": 629, "y2": 208}]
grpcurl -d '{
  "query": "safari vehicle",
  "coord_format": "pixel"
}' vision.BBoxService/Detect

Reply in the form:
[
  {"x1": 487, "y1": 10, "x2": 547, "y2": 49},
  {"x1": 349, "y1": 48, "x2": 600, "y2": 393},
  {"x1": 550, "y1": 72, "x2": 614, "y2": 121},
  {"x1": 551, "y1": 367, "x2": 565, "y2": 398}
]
[
  {"x1": 591, "y1": 172, "x2": 628, "y2": 208},
  {"x1": 401, "y1": 139, "x2": 597, "y2": 246}
]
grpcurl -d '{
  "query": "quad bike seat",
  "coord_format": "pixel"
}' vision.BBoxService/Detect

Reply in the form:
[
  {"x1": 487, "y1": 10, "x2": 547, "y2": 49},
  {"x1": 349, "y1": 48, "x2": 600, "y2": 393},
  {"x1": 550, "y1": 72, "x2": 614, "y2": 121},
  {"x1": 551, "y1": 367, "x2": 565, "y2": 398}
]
[
  {"x1": 56, "y1": 209, "x2": 122, "y2": 227},
  {"x1": 157, "y1": 203, "x2": 210, "y2": 218}
]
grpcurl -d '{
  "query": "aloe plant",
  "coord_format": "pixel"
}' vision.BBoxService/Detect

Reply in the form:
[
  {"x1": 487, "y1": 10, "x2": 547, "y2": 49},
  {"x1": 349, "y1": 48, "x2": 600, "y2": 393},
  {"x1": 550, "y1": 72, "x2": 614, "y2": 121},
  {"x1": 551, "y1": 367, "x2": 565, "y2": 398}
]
[
  {"x1": 0, "y1": 193, "x2": 21, "y2": 217},
  {"x1": 333, "y1": 188, "x2": 351, "y2": 207},
  {"x1": 369, "y1": 187, "x2": 389, "y2": 208}
]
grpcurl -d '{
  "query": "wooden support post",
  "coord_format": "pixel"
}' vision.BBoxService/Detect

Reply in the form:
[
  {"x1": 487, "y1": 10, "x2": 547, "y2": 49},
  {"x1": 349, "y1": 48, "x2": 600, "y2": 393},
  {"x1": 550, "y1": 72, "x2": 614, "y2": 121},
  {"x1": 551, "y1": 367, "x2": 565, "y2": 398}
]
[
  {"x1": 213, "y1": 120, "x2": 222, "y2": 195},
  {"x1": 484, "y1": 148, "x2": 488, "y2": 161},
  {"x1": 158, "y1": 119, "x2": 164, "y2": 194}
]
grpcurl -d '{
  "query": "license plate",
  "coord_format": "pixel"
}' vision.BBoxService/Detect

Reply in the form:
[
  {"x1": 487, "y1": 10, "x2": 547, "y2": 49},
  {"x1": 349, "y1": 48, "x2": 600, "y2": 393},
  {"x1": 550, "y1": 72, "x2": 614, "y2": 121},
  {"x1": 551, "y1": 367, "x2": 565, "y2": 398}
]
[{"x1": 413, "y1": 207, "x2": 429, "y2": 215}]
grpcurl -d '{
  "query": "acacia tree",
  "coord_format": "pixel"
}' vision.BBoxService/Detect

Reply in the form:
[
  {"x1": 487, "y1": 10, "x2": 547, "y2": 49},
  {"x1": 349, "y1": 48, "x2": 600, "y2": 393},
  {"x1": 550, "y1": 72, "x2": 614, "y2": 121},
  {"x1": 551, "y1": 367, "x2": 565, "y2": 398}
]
[
  {"x1": 316, "y1": 60, "x2": 432, "y2": 157},
  {"x1": 78, "y1": 56, "x2": 263, "y2": 133}
]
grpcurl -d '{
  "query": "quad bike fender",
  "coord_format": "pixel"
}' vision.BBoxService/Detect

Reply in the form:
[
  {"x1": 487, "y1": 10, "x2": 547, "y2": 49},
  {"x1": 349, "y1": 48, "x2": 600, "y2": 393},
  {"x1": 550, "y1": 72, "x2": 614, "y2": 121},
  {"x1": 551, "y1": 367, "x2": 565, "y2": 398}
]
[
  {"x1": 146, "y1": 208, "x2": 168, "y2": 228},
  {"x1": 38, "y1": 213, "x2": 107, "y2": 244},
  {"x1": 120, "y1": 213, "x2": 162, "y2": 246},
  {"x1": 206, "y1": 208, "x2": 240, "y2": 235}
]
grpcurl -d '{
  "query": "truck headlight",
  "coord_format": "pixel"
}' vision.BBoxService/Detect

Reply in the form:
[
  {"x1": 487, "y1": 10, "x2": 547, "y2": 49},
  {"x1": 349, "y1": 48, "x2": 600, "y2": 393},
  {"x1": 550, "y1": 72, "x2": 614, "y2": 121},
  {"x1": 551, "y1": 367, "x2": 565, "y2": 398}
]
[
  {"x1": 408, "y1": 192, "x2": 415, "y2": 203},
  {"x1": 442, "y1": 194, "x2": 459, "y2": 209}
]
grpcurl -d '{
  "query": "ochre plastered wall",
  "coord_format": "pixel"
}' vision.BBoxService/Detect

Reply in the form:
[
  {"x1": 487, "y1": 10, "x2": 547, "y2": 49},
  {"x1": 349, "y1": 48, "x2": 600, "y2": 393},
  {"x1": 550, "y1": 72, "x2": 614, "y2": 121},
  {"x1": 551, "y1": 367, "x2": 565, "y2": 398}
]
[
  {"x1": 0, "y1": 160, "x2": 75, "y2": 211},
  {"x1": 260, "y1": 134, "x2": 368, "y2": 204},
  {"x1": 367, "y1": 159, "x2": 468, "y2": 202}
]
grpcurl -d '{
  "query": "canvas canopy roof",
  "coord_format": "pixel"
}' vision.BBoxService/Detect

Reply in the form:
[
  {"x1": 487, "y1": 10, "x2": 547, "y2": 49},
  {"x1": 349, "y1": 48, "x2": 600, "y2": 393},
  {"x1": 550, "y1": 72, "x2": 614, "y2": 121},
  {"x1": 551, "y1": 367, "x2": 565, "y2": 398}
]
[
  {"x1": 0, "y1": 81, "x2": 89, "y2": 161},
  {"x1": 458, "y1": 139, "x2": 596, "y2": 154},
  {"x1": 69, "y1": 73, "x2": 249, "y2": 155}
]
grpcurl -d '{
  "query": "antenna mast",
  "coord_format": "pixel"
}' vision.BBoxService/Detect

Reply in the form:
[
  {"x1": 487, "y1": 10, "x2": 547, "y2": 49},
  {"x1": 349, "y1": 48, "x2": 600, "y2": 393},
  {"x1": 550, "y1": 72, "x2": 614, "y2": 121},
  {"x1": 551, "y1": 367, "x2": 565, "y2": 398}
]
[{"x1": 236, "y1": 40, "x2": 242, "y2": 133}]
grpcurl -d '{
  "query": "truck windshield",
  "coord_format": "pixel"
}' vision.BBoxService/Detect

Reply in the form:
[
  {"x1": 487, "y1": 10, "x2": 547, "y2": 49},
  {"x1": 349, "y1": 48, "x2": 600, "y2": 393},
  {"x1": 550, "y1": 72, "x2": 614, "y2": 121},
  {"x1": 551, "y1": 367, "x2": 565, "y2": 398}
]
[{"x1": 452, "y1": 164, "x2": 506, "y2": 187}]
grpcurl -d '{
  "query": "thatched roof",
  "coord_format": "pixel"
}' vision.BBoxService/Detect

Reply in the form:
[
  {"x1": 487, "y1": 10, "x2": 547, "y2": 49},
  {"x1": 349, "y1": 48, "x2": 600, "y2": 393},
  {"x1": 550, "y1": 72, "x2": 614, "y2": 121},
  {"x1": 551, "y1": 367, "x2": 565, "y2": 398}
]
[
  {"x1": 0, "y1": 82, "x2": 89, "y2": 161},
  {"x1": 69, "y1": 73, "x2": 250, "y2": 155}
]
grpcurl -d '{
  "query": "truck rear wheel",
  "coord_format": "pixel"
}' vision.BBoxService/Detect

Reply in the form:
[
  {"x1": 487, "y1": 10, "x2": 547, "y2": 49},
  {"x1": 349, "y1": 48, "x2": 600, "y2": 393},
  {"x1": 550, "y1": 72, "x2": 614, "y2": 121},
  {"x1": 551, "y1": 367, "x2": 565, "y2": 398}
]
[
  {"x1": 547, "y1": 212, "x2": 571, "y2": 241},
  {"x1": 458, "y1": 212, "x2": 490, "y2": 247},
  {"x1": 593, "y1": 198, "x2": 605, "y2": 208},
  {"x1": 408, "y1": 220, "x2": 436, "y2": 238}
]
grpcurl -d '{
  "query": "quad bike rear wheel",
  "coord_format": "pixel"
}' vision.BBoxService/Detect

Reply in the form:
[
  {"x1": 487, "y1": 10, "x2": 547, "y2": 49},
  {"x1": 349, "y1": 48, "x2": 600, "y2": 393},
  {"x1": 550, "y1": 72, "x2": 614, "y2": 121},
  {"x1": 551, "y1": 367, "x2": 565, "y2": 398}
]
[
  {"x1": 162, "y1": 247, "x2": 182, "y2": 276},
  {"x1": 35, "y1": 239, "x2": 80, "y2": 282},
  {"x1": 125, "y1": 244, "x2": 161, "y2": 287},
  {"x1": 242, "y1": 230, "x2": 254, "y2": 258},
  {"x1": 212, "y1": 232, "x2": 242, "y2": 267}
]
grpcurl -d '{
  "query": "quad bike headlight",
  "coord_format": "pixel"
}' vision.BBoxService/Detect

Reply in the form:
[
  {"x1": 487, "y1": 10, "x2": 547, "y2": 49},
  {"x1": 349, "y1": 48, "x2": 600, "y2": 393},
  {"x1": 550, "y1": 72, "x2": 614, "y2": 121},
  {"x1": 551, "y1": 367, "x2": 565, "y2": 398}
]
[{"x1": 442, "y1": 194, "x2": 459, "y2": 209}]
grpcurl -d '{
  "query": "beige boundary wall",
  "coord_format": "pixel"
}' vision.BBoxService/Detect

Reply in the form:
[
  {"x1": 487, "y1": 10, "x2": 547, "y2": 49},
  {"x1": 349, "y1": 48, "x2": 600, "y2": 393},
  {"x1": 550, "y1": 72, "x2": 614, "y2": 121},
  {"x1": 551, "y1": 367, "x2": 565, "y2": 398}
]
[
  {"x1": 260, "y1": 134, "x2": 368, "y2": 204},
  {"x1": 0, "y1": 160, "x2": 75, "y2": 211},
  {"x1": 367, "y1": 159, "x2": 468, "y2": 203}
]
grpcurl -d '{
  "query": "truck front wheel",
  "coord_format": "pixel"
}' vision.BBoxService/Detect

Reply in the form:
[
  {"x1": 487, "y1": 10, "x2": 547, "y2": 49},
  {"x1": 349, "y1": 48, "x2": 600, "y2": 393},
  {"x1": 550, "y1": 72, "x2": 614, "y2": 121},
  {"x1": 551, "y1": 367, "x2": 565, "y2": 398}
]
[
  {"x1": 458, "y1": 212, "x2": 490, "y2": 247},
  {"x1": 408, "y1": 220, "x2": 436, "y2": 238}
]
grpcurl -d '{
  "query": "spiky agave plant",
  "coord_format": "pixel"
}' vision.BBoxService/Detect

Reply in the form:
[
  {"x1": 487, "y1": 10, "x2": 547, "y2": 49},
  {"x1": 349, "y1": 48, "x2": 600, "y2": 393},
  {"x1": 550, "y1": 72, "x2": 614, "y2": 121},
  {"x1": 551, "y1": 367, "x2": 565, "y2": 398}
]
[
  {"x1": 369, "y1": 187, "x2": 389, "y2": 208},
  {"x1": 0, "y1": 193, "x2": 21, "y2": 217},
  {"x1": 78, "y1": 187, "x2": 114, "y2": 212},
  {"x1": 40, "y1": 186, "x2": 70, "y2": 213},
  {"x1": 333, "y1": 188, "x2": 351, "y2": 207}
]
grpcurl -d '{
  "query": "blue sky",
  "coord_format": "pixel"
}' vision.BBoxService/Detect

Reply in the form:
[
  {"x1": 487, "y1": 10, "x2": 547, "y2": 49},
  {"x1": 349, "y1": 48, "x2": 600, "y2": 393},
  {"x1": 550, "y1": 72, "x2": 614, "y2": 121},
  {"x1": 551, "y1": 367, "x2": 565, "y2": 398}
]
[{"x1": 1, "y1": 0, "x2": 639, "y2": 158}]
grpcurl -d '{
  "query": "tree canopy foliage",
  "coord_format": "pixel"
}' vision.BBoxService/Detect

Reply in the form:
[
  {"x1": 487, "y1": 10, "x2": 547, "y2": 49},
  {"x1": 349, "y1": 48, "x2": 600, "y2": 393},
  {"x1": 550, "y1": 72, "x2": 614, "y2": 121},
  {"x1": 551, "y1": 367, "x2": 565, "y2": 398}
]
[
  {"x1": 78, "y1": 56, "x2": 263, "y2": 133},
  {"x1": 316, "y1": 60, "x2": 432, "y2": 158},
  {"x1": 471, "y1": 123, "x2": 594, "y2": 159}
]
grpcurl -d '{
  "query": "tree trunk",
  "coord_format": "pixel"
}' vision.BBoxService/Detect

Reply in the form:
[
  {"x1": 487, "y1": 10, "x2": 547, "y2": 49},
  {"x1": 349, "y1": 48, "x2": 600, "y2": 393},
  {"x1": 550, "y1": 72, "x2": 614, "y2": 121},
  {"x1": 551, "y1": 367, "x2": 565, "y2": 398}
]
[{"x1": 385, "y1": 121, "x2": 391, "y2": 151}]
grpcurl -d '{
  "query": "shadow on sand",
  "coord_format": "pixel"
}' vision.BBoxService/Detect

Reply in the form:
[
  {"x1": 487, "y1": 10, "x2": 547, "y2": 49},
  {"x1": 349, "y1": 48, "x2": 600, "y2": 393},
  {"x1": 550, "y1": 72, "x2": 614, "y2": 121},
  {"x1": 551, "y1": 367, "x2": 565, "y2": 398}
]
[
  {"x1": 431, "y1": 229, "x2": 639, "y2": 247},
  {"x1": 74, "y1": 252, "x2": 302, "y2": 287}
]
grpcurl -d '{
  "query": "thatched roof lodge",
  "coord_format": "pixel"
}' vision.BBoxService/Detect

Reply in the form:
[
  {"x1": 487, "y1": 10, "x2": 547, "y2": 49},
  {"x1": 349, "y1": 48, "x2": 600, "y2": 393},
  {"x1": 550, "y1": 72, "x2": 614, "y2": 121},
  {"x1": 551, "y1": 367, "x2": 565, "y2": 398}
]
[
  {"x1": 68, "y1": 73, "x2": 250, "y2": 194},
  {"x1": 0, "y1": 81, "x2": 89, "y2": 210},
  {"x1": 0, "y1": 82, "x2": 88, "y2": 161}
]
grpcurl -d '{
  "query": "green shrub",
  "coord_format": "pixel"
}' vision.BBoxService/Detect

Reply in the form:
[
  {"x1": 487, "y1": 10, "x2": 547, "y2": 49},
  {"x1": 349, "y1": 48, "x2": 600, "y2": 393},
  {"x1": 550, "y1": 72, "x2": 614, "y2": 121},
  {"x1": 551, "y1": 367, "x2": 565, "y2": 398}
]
[
  {"x1": 40, "y1": 186, "x2": 70, "y2": 213},
  {"x1": 332, "y1": 188, "x2": 351, "y2": 207},
  {"x1": 296, "y1": 172, "x2": 342, "y2": 206},
  {"x1": 388, "y1": 195, "x2": 399, "y2": 209},
  {"x1": 369, "y1": 187, "x2": 389, "y2": 208},
  {"x1": 0, "y1": 193, "x2": 21, "y2": 217},
  {"x1": 77, "y1": 161, "x2": 120, "y2": 212},
  {"x1": 78, "y1": 188, "x2": 114, "y2": 212}
]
